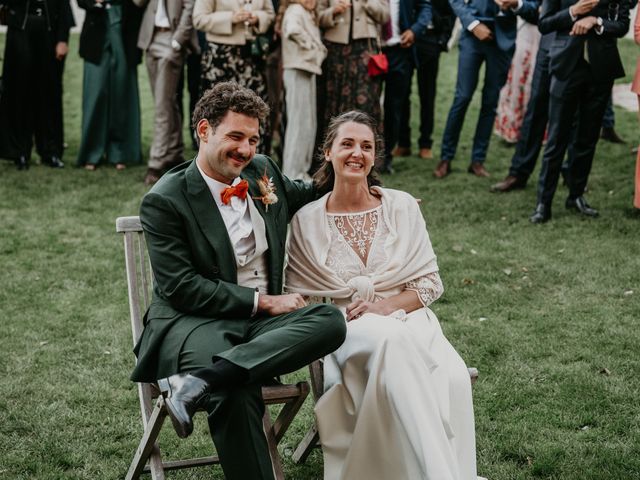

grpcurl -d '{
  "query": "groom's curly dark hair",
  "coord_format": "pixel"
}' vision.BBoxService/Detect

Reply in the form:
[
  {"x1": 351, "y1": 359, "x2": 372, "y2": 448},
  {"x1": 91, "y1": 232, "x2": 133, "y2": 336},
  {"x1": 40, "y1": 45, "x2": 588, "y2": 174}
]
[{"x1": 191, "y1": 82, "x2": 269, "y2": 133}]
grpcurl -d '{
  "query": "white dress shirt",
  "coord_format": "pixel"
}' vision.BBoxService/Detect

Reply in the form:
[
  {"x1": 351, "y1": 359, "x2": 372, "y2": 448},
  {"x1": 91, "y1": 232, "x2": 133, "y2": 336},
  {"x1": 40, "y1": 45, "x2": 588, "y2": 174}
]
[
  {"x1": 198, "y1": 164, "x2": 267, "y2": 315},
  {"x1": 386, "y1": 0, "x2": 402, "y2": 46},
  {"x1": 155, "y1": 0, "x2": 171, "y2": 28}
]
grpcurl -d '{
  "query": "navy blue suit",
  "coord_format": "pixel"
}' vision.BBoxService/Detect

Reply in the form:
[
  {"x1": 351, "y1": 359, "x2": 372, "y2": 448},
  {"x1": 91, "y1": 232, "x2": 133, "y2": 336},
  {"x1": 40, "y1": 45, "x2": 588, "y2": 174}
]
[
  {"x1": 398, "y1": 0, "x2": 455, "y2": 151},
  {"x1": 440, "y1": 0, "x2": 538, "y2": 165},
  {"x1": 382, "y1": 0, "x2": 432, "y2": 169},
  {"x1": 535, "y1": 0, "x2": 631, "y2": 208}
]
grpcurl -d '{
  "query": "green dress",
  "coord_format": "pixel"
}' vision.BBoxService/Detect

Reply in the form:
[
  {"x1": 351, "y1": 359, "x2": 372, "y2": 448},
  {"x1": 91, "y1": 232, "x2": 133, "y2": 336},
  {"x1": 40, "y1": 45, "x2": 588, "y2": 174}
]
[{"x1": 77, "y1": 3, "x2": 141, "y2": 167}]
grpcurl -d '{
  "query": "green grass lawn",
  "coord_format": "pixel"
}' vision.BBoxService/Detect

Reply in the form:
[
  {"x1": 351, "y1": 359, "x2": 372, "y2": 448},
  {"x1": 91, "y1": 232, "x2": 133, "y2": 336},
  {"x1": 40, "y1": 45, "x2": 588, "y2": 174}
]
[{"x1": 1, "y1": 33, "x2": 639, "y2": 479}]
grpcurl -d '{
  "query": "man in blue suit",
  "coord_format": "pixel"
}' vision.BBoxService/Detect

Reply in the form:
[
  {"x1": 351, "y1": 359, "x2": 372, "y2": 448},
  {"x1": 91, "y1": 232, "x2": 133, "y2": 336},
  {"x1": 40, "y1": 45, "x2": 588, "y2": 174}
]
[
  {"x1": 380, "y1": 0, "x2": 432, "y2": 173},
  {"x1": 434, "y1": 0, "x2": 539, "y2": 178}
]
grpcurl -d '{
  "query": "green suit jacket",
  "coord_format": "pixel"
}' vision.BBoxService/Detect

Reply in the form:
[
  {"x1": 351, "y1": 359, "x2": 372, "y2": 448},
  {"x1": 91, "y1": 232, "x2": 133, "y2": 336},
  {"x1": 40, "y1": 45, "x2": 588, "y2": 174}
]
[{"x1": 131, "y1": 155, "x2": 315, "y2": 382}]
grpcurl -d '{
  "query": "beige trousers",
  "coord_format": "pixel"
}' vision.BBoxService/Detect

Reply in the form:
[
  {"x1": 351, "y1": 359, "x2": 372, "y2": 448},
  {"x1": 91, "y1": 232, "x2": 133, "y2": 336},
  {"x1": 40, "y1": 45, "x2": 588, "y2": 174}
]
[
  {"x1": 282, "y1": 68, "x2": 316, "y2": 180},
  {"x1": 145, "y1": 30, "x2": 185, "y2": 171}
]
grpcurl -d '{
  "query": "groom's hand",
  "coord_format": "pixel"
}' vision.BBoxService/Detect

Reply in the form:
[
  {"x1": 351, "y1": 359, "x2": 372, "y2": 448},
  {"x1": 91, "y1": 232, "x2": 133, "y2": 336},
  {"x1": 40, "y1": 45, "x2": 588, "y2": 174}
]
[{"x1": 258, "y1": 294, "x2": 307, "y2": 316}]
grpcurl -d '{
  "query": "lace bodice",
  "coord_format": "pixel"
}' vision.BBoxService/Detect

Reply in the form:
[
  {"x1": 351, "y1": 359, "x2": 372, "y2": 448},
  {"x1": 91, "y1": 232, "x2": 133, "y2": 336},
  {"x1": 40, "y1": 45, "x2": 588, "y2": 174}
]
[{"x1": 325, "y1": 205, "x2": 443, "y2": 307}]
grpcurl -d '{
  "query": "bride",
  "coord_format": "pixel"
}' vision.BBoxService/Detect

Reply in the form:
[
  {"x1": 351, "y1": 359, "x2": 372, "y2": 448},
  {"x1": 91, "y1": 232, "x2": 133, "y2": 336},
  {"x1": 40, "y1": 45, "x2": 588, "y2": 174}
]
[{"x1": 285, "y1": 111, "x2": 477, "y2": 479}]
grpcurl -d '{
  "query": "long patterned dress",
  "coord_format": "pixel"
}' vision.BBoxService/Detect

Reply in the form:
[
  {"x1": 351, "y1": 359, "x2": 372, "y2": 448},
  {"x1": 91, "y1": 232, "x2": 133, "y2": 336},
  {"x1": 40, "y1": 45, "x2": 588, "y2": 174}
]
[{"x1": 494, "y1": 20, "x2": 541, "y2": 144}]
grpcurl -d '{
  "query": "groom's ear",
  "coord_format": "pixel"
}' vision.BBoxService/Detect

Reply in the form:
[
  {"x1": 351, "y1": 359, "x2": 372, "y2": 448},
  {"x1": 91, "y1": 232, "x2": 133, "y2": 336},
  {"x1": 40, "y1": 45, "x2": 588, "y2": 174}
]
[{"x1": 196, "y1": 119, "x2": 210, "y2": 143}]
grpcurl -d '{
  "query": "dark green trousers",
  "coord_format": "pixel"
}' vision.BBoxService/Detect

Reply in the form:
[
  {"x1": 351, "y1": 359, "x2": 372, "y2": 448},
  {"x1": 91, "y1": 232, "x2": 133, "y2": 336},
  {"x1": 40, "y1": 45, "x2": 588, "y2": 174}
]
[
  {"x1": 161, "y1": 303, "x2": 346, "y2": 479},
  {"x1": 77, "y1": 4, "x2": 141, "y2": 167}
]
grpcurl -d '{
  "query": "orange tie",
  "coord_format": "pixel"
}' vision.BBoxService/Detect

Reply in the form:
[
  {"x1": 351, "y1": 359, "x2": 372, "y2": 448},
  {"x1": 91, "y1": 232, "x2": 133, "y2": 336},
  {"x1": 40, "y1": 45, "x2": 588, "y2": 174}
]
[{"x1": 221, "y1": 179, "x2": 249, "y2": 205}]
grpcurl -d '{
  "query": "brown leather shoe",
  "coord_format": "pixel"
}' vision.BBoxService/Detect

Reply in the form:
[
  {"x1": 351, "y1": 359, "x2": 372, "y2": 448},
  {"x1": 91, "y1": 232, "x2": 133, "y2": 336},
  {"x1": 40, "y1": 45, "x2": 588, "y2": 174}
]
[
  {"x1": 392, "y1": 146, "x2": 411, "y2": 157},
  {"x1": 468, "y1": 162, "x2": 490, "y2": 177},
  {"x1": 490, "y1": 175, "x2": 526, "y2": 192},
  {"x1": 419, "y1": 148, "x2": 433, "y2": 159},
  {"x1": 433, "y1": 160, "x2": 451, "y2": 178},
  {"x1": 144, "y1": 168, "x2": 162, "y2": 186}
]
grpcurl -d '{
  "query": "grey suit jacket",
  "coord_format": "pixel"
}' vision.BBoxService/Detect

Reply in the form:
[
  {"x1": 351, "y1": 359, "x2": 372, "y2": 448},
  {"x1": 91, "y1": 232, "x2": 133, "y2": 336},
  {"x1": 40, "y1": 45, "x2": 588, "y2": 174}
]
[{"x1": 134, "y1": 0, "x2": 200, "y2": 53}]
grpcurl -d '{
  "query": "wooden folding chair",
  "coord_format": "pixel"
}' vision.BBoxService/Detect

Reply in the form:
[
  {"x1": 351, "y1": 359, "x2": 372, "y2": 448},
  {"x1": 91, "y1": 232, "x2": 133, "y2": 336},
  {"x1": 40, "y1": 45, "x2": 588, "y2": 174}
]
[
  {"x1": 292, "y1": 360, "x2": 479, "y2": 463},
  {"x1": 116, "y1": 216, "x2": 310, "y2": 480}
]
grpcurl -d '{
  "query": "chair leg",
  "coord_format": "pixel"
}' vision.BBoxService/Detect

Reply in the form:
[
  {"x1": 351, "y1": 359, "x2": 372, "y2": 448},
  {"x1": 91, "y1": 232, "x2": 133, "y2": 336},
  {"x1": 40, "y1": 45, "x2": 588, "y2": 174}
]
[
  {"x1": 263, "y1": 409, "x2": 285, "y2": 480},
  {"x1": 126, "y1": 396, "x2": 168, "y2": 480},
  {"x1": 292, "y1": 424, "x2": 320, "y2": 464},
  {"x1": 148, "y1": 444, "x2": 166, "y2": 480},
  {"x1": 272, "y1": 382, "x2": 309, "y2": 443}
]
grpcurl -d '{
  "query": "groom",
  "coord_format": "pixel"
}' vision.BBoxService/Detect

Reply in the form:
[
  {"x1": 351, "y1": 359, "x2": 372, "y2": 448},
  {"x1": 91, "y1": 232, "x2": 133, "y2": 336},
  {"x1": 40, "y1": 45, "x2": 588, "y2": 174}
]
[{"x1": 131, "y1": 82, "x2": 346, "y2": 479}]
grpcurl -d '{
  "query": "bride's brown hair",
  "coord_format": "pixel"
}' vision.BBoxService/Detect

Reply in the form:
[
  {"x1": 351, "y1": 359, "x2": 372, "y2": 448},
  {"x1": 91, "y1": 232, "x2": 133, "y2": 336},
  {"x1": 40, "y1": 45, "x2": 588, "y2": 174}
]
[{"x1": 313, "y1": 111, "x2": 384, "y2": 195}]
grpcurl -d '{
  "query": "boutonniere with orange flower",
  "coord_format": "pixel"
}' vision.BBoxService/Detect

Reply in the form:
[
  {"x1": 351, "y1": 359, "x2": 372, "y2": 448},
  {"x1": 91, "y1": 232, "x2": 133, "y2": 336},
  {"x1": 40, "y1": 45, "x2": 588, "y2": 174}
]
[{"x1": 253, "y1": 170, "x2": 278, "y2": 211}]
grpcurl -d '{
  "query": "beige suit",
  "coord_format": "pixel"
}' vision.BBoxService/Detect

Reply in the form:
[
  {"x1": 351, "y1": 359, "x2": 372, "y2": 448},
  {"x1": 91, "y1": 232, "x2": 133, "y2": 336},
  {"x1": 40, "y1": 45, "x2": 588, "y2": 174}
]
[
  {"x1": 134, "y1": 0, "x2": 199, "y2": 171},
  {"x1": 193, "y1": 0, "x2": 275, "y2": 45},
  {"x1": 317, "y1": 0, "x2": 388, "y2": 45}
]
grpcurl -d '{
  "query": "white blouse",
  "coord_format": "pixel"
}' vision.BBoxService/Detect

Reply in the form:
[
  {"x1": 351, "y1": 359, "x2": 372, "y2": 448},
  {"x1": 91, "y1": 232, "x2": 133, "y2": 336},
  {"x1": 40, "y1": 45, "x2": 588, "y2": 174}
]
[{"x1": 325, "y1": 205, "x2": 443, "y2": 307}]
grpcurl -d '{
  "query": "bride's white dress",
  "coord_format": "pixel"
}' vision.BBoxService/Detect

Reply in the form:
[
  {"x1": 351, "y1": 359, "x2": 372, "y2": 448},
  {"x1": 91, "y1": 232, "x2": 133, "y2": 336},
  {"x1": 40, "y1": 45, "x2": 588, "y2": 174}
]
[{"x1": 314, "y1": 205, "x2": 477, "y2": 480}]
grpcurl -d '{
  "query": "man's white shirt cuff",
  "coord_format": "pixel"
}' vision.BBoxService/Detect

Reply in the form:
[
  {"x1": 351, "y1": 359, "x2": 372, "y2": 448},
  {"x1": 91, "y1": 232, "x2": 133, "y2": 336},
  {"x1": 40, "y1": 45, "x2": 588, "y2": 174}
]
[
  {"x1": 467, "y1": 20, "x2": 480, "y2": 31},
  {"x1": 252, "y1": 290, "x2": 260, "y2": 317}
]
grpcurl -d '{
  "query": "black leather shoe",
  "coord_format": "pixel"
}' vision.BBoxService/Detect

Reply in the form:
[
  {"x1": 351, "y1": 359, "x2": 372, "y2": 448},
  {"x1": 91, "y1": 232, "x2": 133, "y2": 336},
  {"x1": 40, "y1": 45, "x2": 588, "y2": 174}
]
[
  {"x1": 157, "y1": 373, "x2": 210, "y2": 438},
  {"x1": 15, "y1": 155, "x2": 29, "y2": 171},
  {"x1": 529, "y1": 203, "x2": 551, "y2": 224},
  {"x1": 566, "y1": 196, "x2": 598, "y2": 217},
  {"x1": 600, "y1": 127, "x2": 625, "y2": 144},
  {"x1": 44, "y1": 156, "x2": 65, "y2": 168}
]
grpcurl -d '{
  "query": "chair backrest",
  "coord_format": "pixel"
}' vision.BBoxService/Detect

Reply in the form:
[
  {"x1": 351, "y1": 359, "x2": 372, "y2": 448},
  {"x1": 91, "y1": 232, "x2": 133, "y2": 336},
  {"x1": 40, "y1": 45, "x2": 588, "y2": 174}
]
[{"x1": 116, "y1": 216, "x2": 153, "y2": 347}]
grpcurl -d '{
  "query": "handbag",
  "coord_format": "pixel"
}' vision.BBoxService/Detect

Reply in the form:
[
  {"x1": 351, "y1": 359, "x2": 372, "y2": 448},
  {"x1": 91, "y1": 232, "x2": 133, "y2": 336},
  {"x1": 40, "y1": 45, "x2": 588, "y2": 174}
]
[
  {"x1": 367, "y1": 33, "x2": 388, "y2": 77},
  {"x1": 251, "y1": 34, "x2": 272, "y2": 59}
]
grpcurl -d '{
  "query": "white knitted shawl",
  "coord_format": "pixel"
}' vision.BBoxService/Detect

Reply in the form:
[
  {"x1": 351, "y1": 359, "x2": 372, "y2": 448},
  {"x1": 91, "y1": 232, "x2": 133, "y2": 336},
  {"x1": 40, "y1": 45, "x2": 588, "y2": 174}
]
[{"x1": 285, "y1": 187, "x2": 439, "y2": 302}]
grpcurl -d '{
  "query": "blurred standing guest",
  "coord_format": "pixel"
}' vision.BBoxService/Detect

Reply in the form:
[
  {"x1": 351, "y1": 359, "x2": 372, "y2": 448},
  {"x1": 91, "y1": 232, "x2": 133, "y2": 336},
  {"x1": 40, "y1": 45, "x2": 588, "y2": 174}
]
[
  {"x1": 315, "y1": 0, "x2": 389, "y2": 167},
  {"x1": 529, "y1": 0, "x2": 632, "y2": 223},
  {"x1": 494, "y1": 17, "x2": 541, "y2": 144},
  {"x1": 77, "y1": 0, "x2": 144, "y2": 171},
  {"x1": 134, "y1": 0, "x2": 200, "y2": 186},
  {"x1": 177, "y1": 31, "x2": 208, "y2": 150},
  {"x1": 392, "y1": 0, "x2": 455, "y2": 162},
  {"x1": 193, "y1": 0, "x2": 275, "y2": 154},
  {"x1": 379, "y1": 0, "x2": 431, "y2": 173},
  {"x1": 281, "y1": 0, "x2": 327, "y2": 179},
  {"x1": 265, "y1": 0, "x2": 284, "y2": 159},
  {"x1": 490, "y1": 31, "x2": 555, "y2": 191},
  {"x1": 435, "y1": 0, "x2": 539, "y2": 178},
  {"x1": 0, "y1": 0, "x2": 74, "y2": 170},
  {"x1": 632, "y1": 4, "x2": 640, "y2": 210}
]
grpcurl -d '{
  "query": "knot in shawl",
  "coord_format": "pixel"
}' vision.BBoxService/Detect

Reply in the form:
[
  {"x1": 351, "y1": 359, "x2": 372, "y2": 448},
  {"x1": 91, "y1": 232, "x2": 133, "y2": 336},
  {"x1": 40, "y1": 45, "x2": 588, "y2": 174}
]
[{"x1": 285, "y1": 187, "x2": 439, "y2": 301}]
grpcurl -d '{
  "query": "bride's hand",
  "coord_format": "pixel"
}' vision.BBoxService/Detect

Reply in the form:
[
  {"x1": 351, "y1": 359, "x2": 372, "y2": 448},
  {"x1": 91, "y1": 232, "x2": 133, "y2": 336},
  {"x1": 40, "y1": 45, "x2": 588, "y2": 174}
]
[{"x1": 346, "y1": 298, "x2": 387, "y2": 321}]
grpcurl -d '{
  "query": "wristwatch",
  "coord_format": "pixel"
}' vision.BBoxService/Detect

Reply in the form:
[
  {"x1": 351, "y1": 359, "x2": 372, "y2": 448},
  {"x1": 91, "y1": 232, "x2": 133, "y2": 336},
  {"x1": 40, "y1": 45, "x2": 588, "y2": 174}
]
[{"x1": 595, "y1": 16, "x2": 604, "y2": 34}]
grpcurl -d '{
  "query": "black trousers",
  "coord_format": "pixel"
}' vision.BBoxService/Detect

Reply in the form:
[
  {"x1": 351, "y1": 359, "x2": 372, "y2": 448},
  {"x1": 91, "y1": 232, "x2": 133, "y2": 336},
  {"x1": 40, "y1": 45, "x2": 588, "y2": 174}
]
[
  {"x1": 537, "y1": 60, "x2": 612, "y2": 205},
  {"x1": 398, "y1": 44, "x2": 441, "y2": 150},
  {"x1": 383, "y1": 45, "x2": 414, "y2": 167},
  {"x1": 508, "y1": 40, "x2": 551, "y2": 180},
  {"x1": 0, "y1": 16, "x2": 63, "y2": 160}
]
